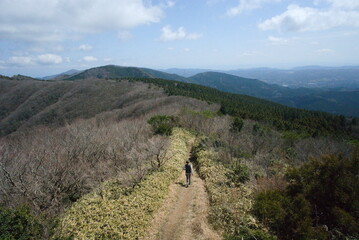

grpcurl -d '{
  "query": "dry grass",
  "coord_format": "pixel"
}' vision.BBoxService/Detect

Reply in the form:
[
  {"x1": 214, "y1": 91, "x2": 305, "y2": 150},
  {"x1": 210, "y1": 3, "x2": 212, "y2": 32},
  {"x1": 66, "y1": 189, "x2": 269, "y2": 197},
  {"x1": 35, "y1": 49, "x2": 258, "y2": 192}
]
[
  {"x1": 194, "y1": 147, "x2": 259, "y2": 235},
  {"x1": 53, "y1": 128, "x2": 195, "y2": 239}
]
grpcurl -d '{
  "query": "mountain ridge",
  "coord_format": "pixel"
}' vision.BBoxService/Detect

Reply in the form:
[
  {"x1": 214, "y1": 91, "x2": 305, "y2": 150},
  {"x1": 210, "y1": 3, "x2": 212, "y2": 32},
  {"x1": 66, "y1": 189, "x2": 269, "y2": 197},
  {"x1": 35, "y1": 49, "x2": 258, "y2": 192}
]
[
  {"x1": 163, "y1": 66, "x2": 359, "y2": 89},
  {"x1": 187, "y1": 71, "x2": 359, "y2": 117},
  {"x1": 65, "y1": 65, "x2": 188, "y2": 82},
  {"x1": 61, "y1": 65, "x2": 359, "y2": 117}
]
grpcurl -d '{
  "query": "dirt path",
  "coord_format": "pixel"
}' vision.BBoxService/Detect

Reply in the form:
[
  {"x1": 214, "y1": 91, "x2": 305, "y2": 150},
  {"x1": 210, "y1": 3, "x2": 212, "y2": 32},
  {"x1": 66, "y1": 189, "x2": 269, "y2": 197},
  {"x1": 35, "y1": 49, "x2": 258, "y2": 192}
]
[{"x1": 143, "y1": 170, "x2": 221, "y2": 240}]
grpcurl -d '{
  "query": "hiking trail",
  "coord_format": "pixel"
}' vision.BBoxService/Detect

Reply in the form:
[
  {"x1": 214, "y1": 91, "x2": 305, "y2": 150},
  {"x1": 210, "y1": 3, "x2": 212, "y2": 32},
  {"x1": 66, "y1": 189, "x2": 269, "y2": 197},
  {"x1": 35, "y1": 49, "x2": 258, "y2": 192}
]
[{"x1": 142, "y1": 170, "x2": 221, "y2": 240}]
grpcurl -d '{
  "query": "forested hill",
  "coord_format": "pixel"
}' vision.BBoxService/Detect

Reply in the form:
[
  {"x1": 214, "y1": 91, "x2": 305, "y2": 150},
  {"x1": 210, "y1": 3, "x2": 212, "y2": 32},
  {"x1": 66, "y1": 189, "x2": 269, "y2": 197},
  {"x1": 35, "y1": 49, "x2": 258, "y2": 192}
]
[
  {"x1": 125, "y1": 77, "x2": 357, "y2": 138},
  {"x1": 66, "y1": 65, "x2": 188, "y2": 82},
  {"x1": 188, "y1": 71, "x2": 300, "y2": 98},
  {"x1": 62, "y1": 65, "x2": 359, "y2": 117},
  {"x1": 188, "y1": 72, "x2": 359, "y2": 117}
]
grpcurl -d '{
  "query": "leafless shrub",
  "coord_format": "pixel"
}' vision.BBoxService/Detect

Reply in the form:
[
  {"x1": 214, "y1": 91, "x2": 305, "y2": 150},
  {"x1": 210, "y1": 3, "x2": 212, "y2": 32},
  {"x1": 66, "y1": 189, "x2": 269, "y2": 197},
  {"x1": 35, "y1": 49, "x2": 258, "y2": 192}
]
[
  {"x1": 255, "y1": 175, "x2": 287, "y2": 192},
  {"x1": 0, "y1": 116, "x2": 168, "y2": 219},
  {"x1": 146, "y1": 135, "x2": 173, "y2": 170},
  {"x1": 292, "y1": 137, "x2": 352, "y2": 165},
  {"x1": 179, "y1": 110, "x2": 229, "y2": 137}
]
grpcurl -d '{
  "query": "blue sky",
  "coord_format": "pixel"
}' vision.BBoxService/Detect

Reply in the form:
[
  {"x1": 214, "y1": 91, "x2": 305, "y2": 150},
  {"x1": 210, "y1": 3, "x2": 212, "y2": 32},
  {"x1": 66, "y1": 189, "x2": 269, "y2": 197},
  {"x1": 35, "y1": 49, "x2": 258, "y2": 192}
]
[{"x1": 1, "y1": 0, "x2": 359, "y2": 77}]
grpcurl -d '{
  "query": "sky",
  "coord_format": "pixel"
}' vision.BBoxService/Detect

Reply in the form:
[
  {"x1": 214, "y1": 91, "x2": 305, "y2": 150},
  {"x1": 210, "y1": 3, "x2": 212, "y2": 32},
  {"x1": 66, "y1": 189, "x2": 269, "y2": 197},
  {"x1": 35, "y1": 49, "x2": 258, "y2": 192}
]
[{"x1": 0, "y1": 0, "x2": 359, "y2": 77}]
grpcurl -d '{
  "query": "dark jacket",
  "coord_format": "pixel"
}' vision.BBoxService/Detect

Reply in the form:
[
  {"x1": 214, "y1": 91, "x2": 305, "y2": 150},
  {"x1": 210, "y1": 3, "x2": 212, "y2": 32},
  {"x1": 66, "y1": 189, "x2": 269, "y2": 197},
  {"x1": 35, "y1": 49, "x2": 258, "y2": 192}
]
[{"x1": 184, "y1": 163, "x2": 193, "y2": 174}]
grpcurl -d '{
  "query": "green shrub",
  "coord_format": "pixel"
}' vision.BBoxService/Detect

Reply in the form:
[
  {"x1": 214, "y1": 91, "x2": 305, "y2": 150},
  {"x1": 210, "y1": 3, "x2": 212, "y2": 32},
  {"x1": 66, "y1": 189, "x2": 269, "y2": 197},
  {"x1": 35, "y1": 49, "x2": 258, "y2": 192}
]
[
  {"x1": 148, "y1": 115, "x2": 179, "y2": 135},
  {"x1": 254, "y1": 147, "x2": 359, "y2": 239},
  {"x1": 231, "y1": 117, "x2": 244, "y2": 133},
  {"x1": 228, "y1": 162, "x2": 250, "y2": 184},
  {"x1": 0, "y1": 205, "x2": 43, "y2": 240},
  {"x1": 282, "y1": 194, "x2": 314, "y2": 240},
  {"x1": 288, "y1": 150, "x2": 359, "y2": 237},
  {"x1": 253, "y1": 190, "x2": 287, "y2": 233},
  {"x1": 253, "y1": 191, "x2": 316, "y2": 240}
]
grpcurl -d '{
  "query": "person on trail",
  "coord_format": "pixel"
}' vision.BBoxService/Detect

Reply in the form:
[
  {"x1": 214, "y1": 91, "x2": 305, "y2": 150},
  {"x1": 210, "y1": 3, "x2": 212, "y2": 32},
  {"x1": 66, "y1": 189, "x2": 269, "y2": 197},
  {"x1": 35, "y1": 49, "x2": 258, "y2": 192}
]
[{"x1": 183, "y1": 161, "x2": 193, "y2": 187}]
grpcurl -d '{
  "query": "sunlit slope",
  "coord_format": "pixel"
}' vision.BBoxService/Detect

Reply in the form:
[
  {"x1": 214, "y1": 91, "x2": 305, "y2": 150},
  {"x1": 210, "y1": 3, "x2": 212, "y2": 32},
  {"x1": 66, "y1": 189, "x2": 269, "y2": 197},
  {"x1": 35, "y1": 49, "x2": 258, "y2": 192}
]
[
  {"x1": 0, "y1": 77, "x2": 209, "y2": 136},
  {"x1": 54, "y1": 128, "x2": 194, "y2": 239}
]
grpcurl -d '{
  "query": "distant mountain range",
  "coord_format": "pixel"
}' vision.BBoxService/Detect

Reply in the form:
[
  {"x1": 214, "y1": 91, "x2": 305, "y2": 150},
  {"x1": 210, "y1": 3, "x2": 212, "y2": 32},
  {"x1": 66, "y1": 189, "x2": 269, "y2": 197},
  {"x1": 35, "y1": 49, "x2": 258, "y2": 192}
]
[
  {"x1": 163, "y1": 68, "x2": 211, "y2": 78},
  {"x1": 38, "y1": 65, "x2": 359, "y2": 117},
  {"x1": 164, "y1": 66, "x2": 359, "y2": 89},
  {"x1": 186, "y1": 72, "x2": 359, "y2": 117},
  {"x1": 41, "y1": 69, "x2": 83, "y2": 80}
]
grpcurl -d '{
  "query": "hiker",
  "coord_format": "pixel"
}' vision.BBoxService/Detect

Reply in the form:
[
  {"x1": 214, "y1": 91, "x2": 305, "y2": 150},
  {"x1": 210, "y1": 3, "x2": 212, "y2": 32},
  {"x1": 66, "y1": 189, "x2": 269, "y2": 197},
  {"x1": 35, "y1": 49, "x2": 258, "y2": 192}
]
[{"x1": 183, "y1": 160, "x2": 193, "y2": 187}]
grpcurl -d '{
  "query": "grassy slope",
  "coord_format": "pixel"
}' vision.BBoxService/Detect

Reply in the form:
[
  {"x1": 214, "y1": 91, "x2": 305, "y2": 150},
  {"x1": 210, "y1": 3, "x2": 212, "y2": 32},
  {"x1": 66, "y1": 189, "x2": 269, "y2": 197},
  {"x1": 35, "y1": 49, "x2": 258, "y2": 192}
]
[{"x1": 54, "y1": 128, "x2": 194, "y2": 239}]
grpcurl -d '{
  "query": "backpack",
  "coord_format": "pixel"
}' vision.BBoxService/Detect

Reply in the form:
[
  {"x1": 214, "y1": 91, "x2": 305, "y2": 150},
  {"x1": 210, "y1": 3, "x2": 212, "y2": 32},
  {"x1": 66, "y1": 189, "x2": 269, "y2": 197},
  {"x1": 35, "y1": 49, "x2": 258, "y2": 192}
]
[{"x1": 185, "y1": 164, "x2": 192, "y2": 173}]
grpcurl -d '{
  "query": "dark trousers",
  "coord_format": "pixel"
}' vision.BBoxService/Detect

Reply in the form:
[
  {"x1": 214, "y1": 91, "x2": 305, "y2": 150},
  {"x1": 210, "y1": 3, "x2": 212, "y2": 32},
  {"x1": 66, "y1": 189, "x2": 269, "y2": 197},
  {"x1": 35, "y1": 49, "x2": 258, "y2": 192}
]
[{"x1": 186, "y1": 173, "x2": 191, "y2": 185}]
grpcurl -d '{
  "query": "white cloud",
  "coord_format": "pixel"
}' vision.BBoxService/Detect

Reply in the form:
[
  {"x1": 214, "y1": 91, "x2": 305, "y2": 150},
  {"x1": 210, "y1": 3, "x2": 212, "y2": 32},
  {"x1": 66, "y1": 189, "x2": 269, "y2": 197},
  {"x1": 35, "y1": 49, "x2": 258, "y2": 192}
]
[
  {"x1": 327, "y1": 0, "x2": 359, "y2": 10},
  {"x1": 160, "y1": 25, "x2": 202, "y2": 41},
  {"x1": 79, "y1": 44, "x2": 93, "y2": 51},
  {"x1": 7, "y1": 53, "x2": 63, "y2": 66},
  {"x1": 259, "y1": 3, "x2": 359, "y2": 32},
  {"x1": 227, "y1": 0, "x2": 281, "y2": 16},
  {"x1": 8, "y1": 56, "x2": 33, "y2": 66},
  {"x1": 268, "y1": 36, "x2": 288, "y2": 45},
  {"x1": 83, "y1": 56, "x2": 98, "y2": 62},
  {"x1": 37, "y1": 54, "x2": 63, "y2": 65},
  {"x1": 160, "y1": 26, "x2": 186, "y2": 41},
  {"x1": 183, "y1": 48, "x2": 190, "y2": 52},
  {"x1": 0, "y1": 0, "x2": 163, "y2": 42}
]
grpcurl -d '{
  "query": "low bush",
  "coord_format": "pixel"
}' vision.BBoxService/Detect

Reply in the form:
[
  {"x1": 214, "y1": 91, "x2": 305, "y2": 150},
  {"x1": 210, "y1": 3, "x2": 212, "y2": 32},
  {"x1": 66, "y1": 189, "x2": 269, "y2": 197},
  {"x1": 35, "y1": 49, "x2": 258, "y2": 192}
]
[{"x1": 147, "y1": 115, "x2": 179, "y2": 135}]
